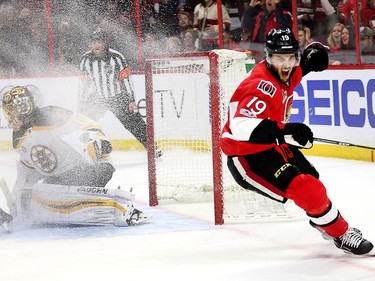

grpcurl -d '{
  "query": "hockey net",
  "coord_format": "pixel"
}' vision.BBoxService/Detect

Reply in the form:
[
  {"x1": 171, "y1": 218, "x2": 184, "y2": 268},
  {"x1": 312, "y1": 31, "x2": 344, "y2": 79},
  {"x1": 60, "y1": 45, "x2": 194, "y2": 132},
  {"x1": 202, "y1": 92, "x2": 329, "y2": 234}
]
[{"x1": 145, "y1": 50, "x2": 298, "y2": 224}]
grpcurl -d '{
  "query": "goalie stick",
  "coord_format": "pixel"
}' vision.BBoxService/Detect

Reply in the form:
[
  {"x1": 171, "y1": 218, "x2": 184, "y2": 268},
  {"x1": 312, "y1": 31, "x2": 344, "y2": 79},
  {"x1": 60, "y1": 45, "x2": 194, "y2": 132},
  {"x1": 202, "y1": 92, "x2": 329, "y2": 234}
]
[
  {"x1": 0, "y1": 178, "x2": 13, "y2": 232},
  {"x1": 314, "y1": 138, "x2": 375, "y2": 151},
  {"x1": 0, "y1": 178, "x2": 13, "y2": 213}
]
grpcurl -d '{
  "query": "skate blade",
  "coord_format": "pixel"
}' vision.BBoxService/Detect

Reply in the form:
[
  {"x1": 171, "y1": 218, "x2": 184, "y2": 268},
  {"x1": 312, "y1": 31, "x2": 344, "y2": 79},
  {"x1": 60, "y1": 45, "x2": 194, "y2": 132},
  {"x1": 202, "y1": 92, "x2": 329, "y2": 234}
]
[
  {"x1": 363, "y1": 247, "x2": 375, "y2": 257},
  {"x1": 342, "y1": 247, "x2": 375, "y2": 257},
  {"x1": 130, "y1": 215, "x2": 151, "y2": 226}
]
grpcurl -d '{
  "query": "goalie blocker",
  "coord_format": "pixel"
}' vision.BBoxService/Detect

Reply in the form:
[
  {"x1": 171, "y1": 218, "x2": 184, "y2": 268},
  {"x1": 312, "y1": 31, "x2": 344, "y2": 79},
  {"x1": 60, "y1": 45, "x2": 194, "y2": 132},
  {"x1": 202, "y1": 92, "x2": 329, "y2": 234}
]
[{"x1": 3, "y1": 182, "x2": 150, "y2": 229}]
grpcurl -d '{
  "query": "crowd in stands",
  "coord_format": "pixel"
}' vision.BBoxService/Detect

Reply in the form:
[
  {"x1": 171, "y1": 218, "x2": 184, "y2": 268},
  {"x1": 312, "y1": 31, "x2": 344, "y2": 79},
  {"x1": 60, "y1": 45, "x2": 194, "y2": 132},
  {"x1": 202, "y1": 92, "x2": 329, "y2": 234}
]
[{"x1": 0, "y1": 0, "x2": 375, "y2": 76}]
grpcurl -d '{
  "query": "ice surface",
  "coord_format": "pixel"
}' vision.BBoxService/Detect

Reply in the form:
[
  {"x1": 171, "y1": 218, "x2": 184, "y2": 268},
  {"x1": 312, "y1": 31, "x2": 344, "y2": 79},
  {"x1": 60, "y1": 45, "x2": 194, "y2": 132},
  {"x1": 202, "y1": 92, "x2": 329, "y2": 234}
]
[{"x1": 0, "y1": 150, "x2": 374, "y2": 281}]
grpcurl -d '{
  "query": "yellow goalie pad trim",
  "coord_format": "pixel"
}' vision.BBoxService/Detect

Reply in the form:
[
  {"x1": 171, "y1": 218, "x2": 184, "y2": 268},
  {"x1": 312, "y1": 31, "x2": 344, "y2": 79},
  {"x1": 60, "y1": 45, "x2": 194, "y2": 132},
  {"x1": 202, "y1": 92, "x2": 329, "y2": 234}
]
[{"x1": 32, "y1": 194, "x2": 127, "y2": 214}]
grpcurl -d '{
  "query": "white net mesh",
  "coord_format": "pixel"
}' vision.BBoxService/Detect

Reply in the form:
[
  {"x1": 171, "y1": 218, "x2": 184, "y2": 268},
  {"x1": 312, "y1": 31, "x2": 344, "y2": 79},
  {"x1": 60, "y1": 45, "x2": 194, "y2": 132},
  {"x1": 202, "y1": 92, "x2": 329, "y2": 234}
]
[{"x1": 148, "y1": 50, "x2": 298, "y2": 222}]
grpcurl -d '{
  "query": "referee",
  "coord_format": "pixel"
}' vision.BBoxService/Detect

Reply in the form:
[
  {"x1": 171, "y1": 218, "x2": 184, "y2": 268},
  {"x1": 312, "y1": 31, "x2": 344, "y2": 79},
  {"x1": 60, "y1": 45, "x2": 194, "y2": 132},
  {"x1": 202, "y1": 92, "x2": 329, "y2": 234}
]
[{"x1": 79, "y1": 28, "x2": 148, "y2": 150}]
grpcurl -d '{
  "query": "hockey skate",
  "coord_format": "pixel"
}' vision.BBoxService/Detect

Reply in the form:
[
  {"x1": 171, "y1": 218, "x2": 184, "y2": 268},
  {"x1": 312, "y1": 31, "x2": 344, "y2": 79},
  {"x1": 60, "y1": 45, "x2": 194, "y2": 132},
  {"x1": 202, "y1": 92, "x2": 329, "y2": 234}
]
[
  {"x1": 126, "y1": 208, "x2": 150, "y2": 226},
  {"x1": 334, "y1": 227, "x2": 374, "y2": 255}
]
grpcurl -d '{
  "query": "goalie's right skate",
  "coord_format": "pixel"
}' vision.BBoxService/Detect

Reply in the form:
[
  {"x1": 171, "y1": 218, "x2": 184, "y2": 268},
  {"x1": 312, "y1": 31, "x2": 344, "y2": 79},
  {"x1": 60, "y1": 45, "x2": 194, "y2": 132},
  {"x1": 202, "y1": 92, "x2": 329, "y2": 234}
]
[
  {"x1": 126, "y1": 208, "x2": 150, "y2": 226},
  {"x1": 334, "y1": 227, "x2": 374, "y2": 255}
]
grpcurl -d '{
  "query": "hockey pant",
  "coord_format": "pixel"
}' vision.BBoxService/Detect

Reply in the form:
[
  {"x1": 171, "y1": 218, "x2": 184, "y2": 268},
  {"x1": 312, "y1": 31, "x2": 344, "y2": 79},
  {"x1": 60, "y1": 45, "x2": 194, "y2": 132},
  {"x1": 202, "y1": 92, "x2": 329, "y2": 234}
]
[
  {"x1": 227, "y1": 145, "x2": 348, "y2": 238},
  {"x1": 11, "y1": 183, "x2": 136, "y2": 228}
]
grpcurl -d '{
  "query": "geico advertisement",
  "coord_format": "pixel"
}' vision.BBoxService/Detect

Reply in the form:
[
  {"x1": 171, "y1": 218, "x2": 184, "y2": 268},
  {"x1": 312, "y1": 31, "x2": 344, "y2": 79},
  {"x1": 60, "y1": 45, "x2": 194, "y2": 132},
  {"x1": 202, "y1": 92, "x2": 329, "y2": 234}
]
[{"x1": 291, "y1": 69, "x2": 375, "y2": 147}]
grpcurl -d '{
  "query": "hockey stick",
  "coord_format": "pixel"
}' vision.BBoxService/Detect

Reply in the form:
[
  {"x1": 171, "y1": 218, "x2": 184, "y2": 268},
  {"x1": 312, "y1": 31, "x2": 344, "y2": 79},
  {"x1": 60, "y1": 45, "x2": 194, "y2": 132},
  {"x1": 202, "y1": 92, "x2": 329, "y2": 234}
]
[
  {"x1": 0, "y1": 178, "x2": 13, "y2": 213},
  {"x1": 0, "y1": 178, "x2": 13, "y2": 232},
  {"x1": 314, "y1": 138, "x2": 375, "y2": 150}
]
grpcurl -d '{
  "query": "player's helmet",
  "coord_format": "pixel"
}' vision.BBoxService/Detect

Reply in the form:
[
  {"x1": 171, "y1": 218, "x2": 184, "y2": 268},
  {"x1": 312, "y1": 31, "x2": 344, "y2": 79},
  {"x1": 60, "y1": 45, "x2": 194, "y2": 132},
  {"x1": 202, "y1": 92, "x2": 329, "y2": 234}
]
[
  {"x1": 1, "y1": 85, "x2": 42, "y2": 127},
  {"x1": 265, "y1": 28, "x2": 300, "y2": 65}
]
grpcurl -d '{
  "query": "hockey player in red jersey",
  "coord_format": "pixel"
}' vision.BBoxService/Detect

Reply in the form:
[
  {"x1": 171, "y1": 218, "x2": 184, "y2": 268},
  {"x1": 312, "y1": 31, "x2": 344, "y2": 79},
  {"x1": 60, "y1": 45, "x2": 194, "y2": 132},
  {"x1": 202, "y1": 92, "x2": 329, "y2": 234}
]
[{"x1": 221, "y1": 28, "x2": 374, "y2": 256}]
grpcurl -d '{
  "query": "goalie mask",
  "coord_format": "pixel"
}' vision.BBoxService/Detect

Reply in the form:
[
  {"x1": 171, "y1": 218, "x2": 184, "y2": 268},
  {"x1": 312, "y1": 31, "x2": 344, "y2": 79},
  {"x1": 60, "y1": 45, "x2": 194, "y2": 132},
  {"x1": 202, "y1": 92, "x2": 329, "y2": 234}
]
[
  {"x1": 265, "y1": 28, "x2": 300, "y2": 66},
  {"x1": 1, "y1": 85, "x2": 42, "y2": 127}
]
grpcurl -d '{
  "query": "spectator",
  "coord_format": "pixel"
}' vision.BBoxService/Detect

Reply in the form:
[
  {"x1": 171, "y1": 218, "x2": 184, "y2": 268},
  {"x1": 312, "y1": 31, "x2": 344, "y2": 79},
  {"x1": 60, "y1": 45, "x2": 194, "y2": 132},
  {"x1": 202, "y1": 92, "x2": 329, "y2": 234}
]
[
  {"x1": 241, "y1": 0, "x2": 266, "y2": 43},
  {"x1": 340, "y1": 26, "x2": 354, "y2": 50},
  {"x1": 336, "y1": 25, "x2": 356, "y2": 64},
  {"x1": 193, "y1": 0, "x2": 231, "y2": 51},
  {"x1": 336, "y1": 0, "x2": 366, "y2": 26},
  {"x1": 326, "y1": 22, "x2": 345, "y2": 52},
  {"x1": 78, "y1": 28, "x2": 149, "y2": 151},
  {"x1": 310, "y1": 0, "x2": 343, "y2": 43},
  {"x1": 182, "y1": 28, "x2": 199, "y2": 52},
  {"x1": 360, "y1": 26, "x2": 375, "y2": 52},
  {"x1": 360, "y1": 0, "x2": 375, "y2": 33},
  {"x1": 297, "y1": 24, "x2": 313, "y2": 52},
  {"x1": 177, "y1": 11, "x2": 193, "y2": 40},
  {"x1": 165, "y1": 36, "x2": 183, "y2": 53},
  {"x1": 250, "y1": 0, "x2": 292, "y2": 43},
  {"x1": 296, "y1": 0, "x2": 314, "y2": 30},
  {"x1": 223, "y1": 31, "x2": 243, "y2": 51}
]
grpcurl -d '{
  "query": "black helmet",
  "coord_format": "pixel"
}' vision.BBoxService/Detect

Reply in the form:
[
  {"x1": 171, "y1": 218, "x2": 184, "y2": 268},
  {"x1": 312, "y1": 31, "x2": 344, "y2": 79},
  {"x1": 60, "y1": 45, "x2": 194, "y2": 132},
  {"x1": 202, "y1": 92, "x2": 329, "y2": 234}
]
[
  {"x1": 265, "y1": 28, "x2": 299, "y2": 54},
  {"x1": 265, "y1": 28, "x2": 300, "y2": 65}
]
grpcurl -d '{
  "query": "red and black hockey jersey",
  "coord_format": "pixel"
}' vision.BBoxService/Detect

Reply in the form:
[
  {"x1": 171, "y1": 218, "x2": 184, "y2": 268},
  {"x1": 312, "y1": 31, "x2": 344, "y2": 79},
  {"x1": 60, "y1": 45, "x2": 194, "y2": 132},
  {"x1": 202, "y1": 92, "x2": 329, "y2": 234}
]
[{"x1": 220, "y1": 60, "x2": 302, "y2": 156}]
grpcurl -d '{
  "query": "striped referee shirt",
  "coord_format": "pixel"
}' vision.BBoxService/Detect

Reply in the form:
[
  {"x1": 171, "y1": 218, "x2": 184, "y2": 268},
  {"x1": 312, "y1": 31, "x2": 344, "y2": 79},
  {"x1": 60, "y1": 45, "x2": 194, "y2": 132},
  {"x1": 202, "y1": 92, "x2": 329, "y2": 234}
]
[{"x1": 79, "y1": 48, "x2": 134, "y2": 101}]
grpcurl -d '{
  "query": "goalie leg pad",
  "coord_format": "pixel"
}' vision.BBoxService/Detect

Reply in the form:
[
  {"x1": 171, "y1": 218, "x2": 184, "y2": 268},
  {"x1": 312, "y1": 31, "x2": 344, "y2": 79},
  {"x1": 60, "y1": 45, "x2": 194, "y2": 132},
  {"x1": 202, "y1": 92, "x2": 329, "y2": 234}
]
[{"x1": 12, "y1": 183, "x2": 140, "y2": 227}]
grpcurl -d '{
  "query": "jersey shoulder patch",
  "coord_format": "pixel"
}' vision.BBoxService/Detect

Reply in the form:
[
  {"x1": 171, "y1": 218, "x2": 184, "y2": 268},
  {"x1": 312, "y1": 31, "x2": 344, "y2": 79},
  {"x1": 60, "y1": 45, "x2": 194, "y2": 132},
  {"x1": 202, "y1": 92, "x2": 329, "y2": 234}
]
[{"x1": 257, "y1": 80, "x2": 276, "y2": 97}]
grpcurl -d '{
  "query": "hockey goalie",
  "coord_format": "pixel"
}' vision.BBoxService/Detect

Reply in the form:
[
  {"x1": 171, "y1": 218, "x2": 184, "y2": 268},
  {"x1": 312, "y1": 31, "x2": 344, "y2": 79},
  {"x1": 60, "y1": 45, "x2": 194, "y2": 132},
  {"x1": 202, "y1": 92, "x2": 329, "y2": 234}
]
[{"x1": 0, "y1": 85, "x2": 149, "y2": 230}]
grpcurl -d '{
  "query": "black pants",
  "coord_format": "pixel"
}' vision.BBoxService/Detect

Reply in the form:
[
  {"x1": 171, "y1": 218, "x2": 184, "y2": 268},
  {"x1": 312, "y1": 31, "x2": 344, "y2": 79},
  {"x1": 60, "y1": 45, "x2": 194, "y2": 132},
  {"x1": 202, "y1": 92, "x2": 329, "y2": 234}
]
[
  {"x1": 227, "y1": 145, "x2": 319, "y2": 203},
  {"x1": 110, "y1": 98, "x2": 148, "y2": 149},
  {"x1": 81, "y1": 95, "x2": 148, "y2": 149}
]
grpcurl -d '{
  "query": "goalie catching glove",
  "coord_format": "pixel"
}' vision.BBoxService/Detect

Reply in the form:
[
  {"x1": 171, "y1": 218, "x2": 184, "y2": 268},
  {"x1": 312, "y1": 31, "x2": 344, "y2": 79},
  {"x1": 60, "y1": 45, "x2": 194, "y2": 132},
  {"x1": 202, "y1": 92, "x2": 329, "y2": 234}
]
[{"x1": 250, "y1": 119, "x2": 313, "y2": 149}]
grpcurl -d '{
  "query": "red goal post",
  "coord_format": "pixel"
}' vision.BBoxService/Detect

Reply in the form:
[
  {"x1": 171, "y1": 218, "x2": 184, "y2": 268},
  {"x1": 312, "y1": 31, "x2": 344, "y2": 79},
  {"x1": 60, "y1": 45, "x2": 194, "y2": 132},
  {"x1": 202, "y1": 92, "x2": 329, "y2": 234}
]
[{"x1": 145, "y1": 50, "x2": 293, "y2": 224}]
